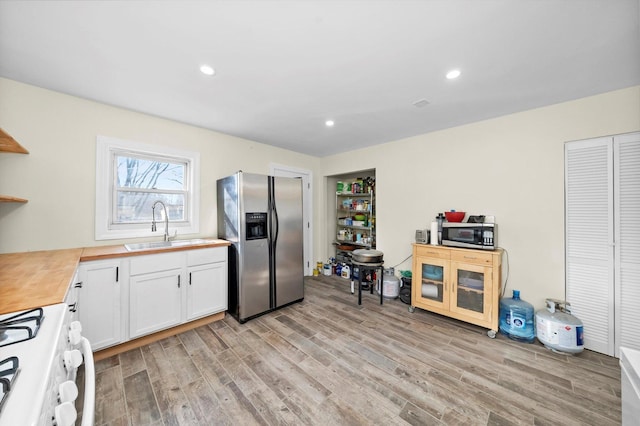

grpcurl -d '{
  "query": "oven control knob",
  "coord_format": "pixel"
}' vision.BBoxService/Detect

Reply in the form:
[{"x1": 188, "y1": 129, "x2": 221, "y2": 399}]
[
  {"x1": 54, "y1": 401, "x2": 77, "y2": 426},
  {"x1": 58, "y1": 380, "x2": 79, "y2": 403},
  {"x1": 68, "y1": 328, "x2": 82, "y2": 346},
  {"x1": 63, "y1": 349, "x2": 83, "y2": 371},
  {"x1": 69, "y1": 321, "x2": 83, "y2": 333}
]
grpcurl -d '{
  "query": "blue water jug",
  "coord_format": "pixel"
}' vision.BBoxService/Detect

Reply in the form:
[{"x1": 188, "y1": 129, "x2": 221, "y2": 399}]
[{"x1": 499, "y1": 290, "x2": 535, "y2": 343}]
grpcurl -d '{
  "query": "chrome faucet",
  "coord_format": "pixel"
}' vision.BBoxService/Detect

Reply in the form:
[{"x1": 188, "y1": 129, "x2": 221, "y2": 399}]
[{"x1": 151, "y1": 201, "x2": 170, "y2": 241}]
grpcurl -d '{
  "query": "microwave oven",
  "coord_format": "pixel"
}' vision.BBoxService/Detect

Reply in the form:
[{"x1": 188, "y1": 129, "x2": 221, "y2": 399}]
[{"x1": 442, "y1": 222, "x2": 497, "y2": 250}]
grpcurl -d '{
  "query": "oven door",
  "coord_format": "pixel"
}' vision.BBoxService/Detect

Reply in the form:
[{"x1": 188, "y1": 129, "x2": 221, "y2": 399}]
[{"x1": 78, "y1": 336, "x2": 95, "y2": 426}]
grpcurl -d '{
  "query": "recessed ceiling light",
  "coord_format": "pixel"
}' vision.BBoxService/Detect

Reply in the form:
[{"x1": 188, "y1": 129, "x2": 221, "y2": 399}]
[
  {"x1": 325, "y1": 120, "x2": 335, "y2": 127},
  {"x1": 200, "y1": 64, "x2": 215, "y2": 76},
  {"x1": 446, "y1": 69, "x2": 461, "y2": 79}
]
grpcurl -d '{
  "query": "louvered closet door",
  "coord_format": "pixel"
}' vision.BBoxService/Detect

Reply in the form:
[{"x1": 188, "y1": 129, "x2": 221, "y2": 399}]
[
  {"x1": 614, "y1": 133, "x2": 640, "y2": 356},
  {"x1": 565, "y1": 137, "x2": 614, "y2": 356}
]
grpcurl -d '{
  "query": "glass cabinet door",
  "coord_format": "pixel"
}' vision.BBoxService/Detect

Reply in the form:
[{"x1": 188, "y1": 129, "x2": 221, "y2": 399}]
[
  {"x1": 414, "y1": 257, "x2": 448, "y2": 309},
  {"x1": 450, "y1": 262, "x2": 491, "y2": 321}
]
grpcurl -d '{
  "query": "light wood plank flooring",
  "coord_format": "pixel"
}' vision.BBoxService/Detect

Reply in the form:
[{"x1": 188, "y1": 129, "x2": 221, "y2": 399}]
[{"x1": 82, "y1": 275, "x2": 622, "y2": 425}]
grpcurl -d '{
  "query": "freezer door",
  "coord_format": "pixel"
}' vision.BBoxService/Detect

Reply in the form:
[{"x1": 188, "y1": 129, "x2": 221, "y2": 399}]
[
  {"x1": 271, "y1": 176, "x2": 304, "y2": 307},
  {"x1": 238, "y1": 173, "x2": 271, "y2": 320},
  {"x1": 217, "y1": 174, "x2": 239, "y2": 242}
]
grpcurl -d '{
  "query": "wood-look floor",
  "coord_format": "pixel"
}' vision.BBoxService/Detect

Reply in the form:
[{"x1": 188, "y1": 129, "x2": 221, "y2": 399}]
[{"x1": 81, "y1": 275, "x2": 622, "y2": 425}]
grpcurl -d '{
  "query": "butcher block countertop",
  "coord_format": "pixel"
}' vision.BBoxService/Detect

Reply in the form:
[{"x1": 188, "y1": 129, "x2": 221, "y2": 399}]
[
  {"x1": 0, "y1": 239, "x2": 230, "y2": 315},
  {"x1": 0, "y1": 248, "x2": 82, "y2": 315}
]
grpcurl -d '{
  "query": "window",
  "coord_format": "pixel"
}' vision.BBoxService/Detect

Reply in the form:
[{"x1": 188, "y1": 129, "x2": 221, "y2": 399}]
[{"x1": 96, "y1": 136, "x2": 200, "y2": 240}]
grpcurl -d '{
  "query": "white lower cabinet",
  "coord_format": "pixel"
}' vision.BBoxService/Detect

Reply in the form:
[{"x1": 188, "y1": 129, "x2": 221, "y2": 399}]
[
  {"x1": 187, "y1": 248, "x2": 228, "y2": 320},
  {"x1": 77, "y1": 259, "x2": 124, "y2": 350},
  {"x1": 78, "y1": 246, "x2": 228, "y2": 351},
  {"x1": 129, "y1": 267, "x2": 183, "y2": 338},
  {"x1": 129, "y1": 251, "x2": 184, "y2": 339},
  {"x1": 63, "y1": 269, "x2": 81, "y2": 322}
]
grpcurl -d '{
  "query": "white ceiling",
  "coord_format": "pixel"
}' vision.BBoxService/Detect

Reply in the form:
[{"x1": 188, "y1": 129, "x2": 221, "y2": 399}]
[{"x1": 1, "y1": 1, "x2": 639, "y2": 157}]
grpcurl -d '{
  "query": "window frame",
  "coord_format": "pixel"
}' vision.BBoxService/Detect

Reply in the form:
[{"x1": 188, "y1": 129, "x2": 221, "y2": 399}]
[{"x1": 96, "y1": 135, "x2": 200, "y2": 240}]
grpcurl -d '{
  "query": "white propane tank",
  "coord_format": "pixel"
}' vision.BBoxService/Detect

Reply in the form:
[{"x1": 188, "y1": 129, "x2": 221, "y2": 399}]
[
  {"x1": 379, "y1": 268, "x2": 400, "y2": 299},
  {"x1": 536, "y1": 299, "x2": 584, "y2": 354}
]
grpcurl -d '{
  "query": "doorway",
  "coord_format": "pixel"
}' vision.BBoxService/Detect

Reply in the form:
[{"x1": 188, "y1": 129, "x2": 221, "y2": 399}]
[{"x1": 327, "y1": 169, "x2": 376, "y2": 264}]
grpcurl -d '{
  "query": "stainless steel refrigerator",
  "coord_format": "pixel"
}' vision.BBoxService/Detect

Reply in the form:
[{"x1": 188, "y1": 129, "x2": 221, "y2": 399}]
[{"x1": 217, "y1": 172, "x2": 304, "y2": 323}]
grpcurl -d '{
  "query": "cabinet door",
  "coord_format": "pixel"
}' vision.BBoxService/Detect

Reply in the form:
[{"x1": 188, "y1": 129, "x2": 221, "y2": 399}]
[
  {"x1": 78, "y1": 260, "x2": 122, "y2": 350},
  {"x1": 64, "y1": 270, "x2": 81, "y2": 322},
  {"x1": 187, "y1": 262, "x2": 227, "y2": 320},
  {"x1": 412, "y1": 256, "x2": 449, "y2": 311},
  {"x1": 129, "y1": 269, "x2": 182, "y2": 338},
  {"x1": 450, "y1": 261, "x2": 493, "y2": 325}
]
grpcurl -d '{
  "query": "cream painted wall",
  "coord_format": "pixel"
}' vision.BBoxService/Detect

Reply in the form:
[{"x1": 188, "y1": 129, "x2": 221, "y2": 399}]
[
  {"x1": 2, "y1": 77, "x2": 639, "y2": 311},
  {"x1": 321, "y1": 86, "x2": 640, "y2": 309},
  {"x1": 0, "y1": 78, "x2": 319, "y2": 253}
]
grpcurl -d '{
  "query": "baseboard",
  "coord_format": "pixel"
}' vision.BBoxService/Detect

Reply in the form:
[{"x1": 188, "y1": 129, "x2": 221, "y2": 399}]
[{"x1": 93, "y1": 311, "x2": 225, "y2": 361}]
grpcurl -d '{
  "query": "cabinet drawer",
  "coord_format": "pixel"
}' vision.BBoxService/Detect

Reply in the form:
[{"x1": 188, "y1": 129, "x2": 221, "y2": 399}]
[
  {"x1": 414, "y1": 245, "x2": 450, "y2": 260},
  {"x1": 187, "y1": 247, "x2": 227, "y2": 266},
  {"x1": 130, "y1": 252, "x2": 183, "y2": 275},
  {"x1": 451, "y1": 250, "x2": 493, "y2": 266}
]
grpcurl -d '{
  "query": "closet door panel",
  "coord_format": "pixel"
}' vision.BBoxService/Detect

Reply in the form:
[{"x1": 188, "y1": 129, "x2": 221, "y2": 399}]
[
  {"x1": 615, "y1": 133, "x2": 640, "y2": 354},
  {"x1": 565, "y1": 137, "x2": 614, "y2": 356}
]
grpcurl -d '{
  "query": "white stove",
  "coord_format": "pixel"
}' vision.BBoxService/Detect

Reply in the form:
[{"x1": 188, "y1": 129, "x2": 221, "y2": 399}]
[{"x1": 0, "y1": 304, "x2": 94, "y2": 426}]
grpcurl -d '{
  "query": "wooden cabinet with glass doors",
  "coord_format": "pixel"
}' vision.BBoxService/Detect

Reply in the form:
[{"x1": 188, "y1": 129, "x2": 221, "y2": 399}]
[{"x1": 410, "y1": 244, "x2": 503, "y2": 337}]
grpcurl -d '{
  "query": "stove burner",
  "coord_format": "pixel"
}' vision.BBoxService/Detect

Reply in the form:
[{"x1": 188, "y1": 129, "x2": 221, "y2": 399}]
[
  {"x1": 0, "y1": 308, "x2": 44, "y2": 348},
  {"x1": 0, "y1": 357, "x2": 19, "y2": 413}
]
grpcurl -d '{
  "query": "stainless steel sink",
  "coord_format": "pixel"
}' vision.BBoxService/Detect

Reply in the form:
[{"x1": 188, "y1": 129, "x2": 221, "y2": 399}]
[{"x1": 124, "y1": 238, "x2": 214, "y2": 252}]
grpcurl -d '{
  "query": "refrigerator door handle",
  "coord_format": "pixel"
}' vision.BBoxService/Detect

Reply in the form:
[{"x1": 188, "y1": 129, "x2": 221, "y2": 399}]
[
  {"x1": 268, "y1": 177, "x2": 277, "y2": 308},
  {"x1": 272, "y1": 198, "x2": 279, "y2": 246}
]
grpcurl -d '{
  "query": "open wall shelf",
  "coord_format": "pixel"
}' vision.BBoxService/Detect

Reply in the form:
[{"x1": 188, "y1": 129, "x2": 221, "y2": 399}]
[
  {"x1": 0, "y1": 128, "x2": 29, "y2": 203},
  {"x1": 0, "y1": 128, "x2": 29, "y2": 154}
]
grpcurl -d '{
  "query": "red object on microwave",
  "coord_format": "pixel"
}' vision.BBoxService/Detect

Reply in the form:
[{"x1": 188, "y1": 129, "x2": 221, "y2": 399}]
[{"x1": 444, "y1": 211, "x2": 466, "y2": 222}]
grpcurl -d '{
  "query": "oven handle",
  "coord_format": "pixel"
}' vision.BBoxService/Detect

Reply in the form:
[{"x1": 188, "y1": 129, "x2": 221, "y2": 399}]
[{"x1": 80, "y1": 336, "x2": 95, "y2": 426}]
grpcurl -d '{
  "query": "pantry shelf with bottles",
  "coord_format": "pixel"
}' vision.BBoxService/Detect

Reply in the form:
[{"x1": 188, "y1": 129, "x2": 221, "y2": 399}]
[{"x1": 334, "y1": 178, "x2": 375, "y2": 263}]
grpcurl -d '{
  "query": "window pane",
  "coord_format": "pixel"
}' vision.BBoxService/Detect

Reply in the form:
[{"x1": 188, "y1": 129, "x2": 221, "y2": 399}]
[
  {"x1": 116, "y1": 191, "x2": 185, "y2": 223},
  {"x1": 116, "y1": 155, "x2": 185, "y2": 190}
]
